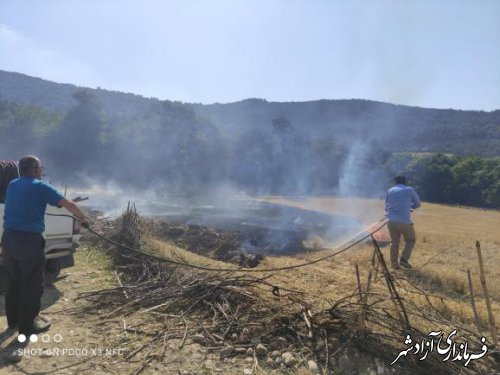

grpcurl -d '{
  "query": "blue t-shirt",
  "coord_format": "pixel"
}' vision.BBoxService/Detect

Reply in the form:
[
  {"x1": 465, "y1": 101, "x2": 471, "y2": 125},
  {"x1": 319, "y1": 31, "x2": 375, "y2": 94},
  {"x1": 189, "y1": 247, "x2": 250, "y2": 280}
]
[
  {"x1": 3, "y1": 177, "x2": 64, "y2": 233},
  {"x1": 385, "y1": 184, "x2": 421, "y2": 224}
]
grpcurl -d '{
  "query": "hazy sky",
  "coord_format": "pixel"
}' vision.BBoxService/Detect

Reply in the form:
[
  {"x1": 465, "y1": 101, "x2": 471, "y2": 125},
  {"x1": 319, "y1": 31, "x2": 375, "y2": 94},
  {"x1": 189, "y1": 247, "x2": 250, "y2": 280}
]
[{"x1": 1, "y1": 0, "x2": 499, "y2": 110}]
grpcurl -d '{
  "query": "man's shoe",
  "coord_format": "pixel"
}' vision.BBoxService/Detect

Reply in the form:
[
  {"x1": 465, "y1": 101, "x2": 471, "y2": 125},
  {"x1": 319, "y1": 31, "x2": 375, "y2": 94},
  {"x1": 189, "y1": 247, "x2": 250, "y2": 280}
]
[
  {"x1": 31, "y1": 317, "x2": 51, "y2": 334},
  {"x1": 400, "y1": 259, "x2": 413, "y2": 269},
  {"x1": 0, "y1": 326, "x2": 18, "y2": 346},
  {"x1": 4, "y1": 340, "x2": 27, "y2": 363}
]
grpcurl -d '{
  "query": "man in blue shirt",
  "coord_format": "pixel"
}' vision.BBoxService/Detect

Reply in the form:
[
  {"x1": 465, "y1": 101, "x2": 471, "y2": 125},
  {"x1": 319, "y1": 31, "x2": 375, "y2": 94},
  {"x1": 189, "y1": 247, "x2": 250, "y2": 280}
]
[
  {"x1": 385, "y1": 175, "x2": 421, "y2": 269},
  {"x1": 1, "y1": 155, "x2": 88, "y2": 350}
]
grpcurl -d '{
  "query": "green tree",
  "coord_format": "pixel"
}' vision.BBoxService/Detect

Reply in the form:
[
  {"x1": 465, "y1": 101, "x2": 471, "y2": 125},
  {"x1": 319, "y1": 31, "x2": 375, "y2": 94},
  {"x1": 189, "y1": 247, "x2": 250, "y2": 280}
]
[
  {"x1": 482, "y1": 162, "x2": 500, "y2": 207},
  {"x1": 451, "y1": 157, "x2": 488, "y2": 206},
  {"x1": 0, "y1": 101, "x2": 62, "y2": 158},
  {"x1": 407, "y1": 153, "x2": 457, "y2": 203},
  {"x1": 42, "y1": 90, "x2": 108, "y2": 182}
]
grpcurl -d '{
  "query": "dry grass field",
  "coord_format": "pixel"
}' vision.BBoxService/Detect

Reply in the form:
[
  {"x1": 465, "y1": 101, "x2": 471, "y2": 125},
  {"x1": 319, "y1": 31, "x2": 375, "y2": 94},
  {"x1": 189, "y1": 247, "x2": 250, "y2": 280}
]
[
  {"x1": 261, "y1": 197, "x2": 500, "y2": 342},
  {"x1": 152, "y1": 196, "x2": 500, "y2": 342},
  {"x1": 265, "y1": 197, "x2": 500, "y2": 300},
  {"x1": 146, "y1": 196, "x2": 500, "y2": 372}
]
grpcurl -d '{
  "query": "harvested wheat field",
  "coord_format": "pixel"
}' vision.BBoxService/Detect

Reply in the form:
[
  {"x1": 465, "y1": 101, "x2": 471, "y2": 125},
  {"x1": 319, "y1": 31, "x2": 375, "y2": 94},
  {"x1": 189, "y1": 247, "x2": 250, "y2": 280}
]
[{"x1": 265, "y1": 196, "x2": 500, "y2": 305}]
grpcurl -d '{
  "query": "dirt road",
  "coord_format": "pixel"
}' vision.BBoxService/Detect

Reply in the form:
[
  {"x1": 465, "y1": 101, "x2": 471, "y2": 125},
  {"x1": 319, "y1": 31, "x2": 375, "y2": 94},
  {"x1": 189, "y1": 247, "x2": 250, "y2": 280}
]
[
  {"x1": 0, "y1": 249, "x2": 122, "y2": 374},
  {"x1": 0, "y1": 249, "x2": 274, "y2": 375}
]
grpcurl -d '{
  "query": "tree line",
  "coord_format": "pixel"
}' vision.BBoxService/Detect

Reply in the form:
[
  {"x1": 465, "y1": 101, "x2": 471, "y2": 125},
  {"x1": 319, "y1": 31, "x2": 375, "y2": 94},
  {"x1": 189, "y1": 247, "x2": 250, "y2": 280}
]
[
  {"x1": 0, "y1": 90, "x2": 498, "y2": 208},
  {"x1": 386, "y1": 153, "x2": 500, "y2": 208}
]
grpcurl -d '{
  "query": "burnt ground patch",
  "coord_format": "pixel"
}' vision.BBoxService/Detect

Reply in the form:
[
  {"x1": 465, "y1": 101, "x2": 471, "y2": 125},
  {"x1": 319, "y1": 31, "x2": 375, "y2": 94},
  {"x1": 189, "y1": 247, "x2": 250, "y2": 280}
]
[{"x1": 147, "y1": 201, "x2": 360, "y2": 265}]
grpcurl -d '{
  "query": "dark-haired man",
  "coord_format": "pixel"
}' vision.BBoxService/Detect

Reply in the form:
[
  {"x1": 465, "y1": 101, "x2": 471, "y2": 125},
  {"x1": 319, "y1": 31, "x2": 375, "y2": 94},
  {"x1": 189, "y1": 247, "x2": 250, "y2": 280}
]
[
  {"x1": 1, "y1": 155, "x2": 88, "y2": 350},
  {"x1": 385, "y1": 175, "x2": 421, "y2": 269}
]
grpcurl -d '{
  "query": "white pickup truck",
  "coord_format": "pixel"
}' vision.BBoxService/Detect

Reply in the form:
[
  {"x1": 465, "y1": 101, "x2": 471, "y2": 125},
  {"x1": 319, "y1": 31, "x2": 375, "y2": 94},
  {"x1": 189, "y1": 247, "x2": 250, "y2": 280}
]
[{"x1": 0, "y1": 161, "x2": 81, "y2": 276}]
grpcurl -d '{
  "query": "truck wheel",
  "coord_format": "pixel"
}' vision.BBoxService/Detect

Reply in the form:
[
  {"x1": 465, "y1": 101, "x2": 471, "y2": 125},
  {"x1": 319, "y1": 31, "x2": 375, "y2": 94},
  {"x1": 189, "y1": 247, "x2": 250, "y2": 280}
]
[{"x1": 45, "y1": 259, "x2": 61, "y2": 278}]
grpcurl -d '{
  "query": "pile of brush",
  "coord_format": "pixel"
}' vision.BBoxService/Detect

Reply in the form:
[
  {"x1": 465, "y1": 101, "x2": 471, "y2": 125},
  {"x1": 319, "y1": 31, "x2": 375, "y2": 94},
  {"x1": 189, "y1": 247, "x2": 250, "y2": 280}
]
[{"x1": 78, "y1": 204, "x2": 312, "y2": 368}]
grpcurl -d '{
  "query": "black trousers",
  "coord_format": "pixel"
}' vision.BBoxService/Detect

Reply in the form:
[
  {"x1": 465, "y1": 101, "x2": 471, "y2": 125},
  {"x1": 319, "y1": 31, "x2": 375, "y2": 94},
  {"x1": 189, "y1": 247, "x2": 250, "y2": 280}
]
[{"x1": 1, "y1": 230, "x2": 45, "y2": 335}]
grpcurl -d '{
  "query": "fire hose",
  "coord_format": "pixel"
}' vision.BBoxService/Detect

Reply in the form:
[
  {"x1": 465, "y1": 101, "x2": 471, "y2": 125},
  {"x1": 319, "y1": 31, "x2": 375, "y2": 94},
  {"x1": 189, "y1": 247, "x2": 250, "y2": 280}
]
[{"x1": 47, "y1": 213, "x2": 387, "y2": 273}]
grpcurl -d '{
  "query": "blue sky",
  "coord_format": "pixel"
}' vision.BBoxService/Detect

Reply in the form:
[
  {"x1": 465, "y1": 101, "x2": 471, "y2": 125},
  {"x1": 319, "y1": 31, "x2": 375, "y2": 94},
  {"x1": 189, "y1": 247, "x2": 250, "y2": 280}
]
[{"x1": 1, "y1": 0, "x2": 499, "y2": 110}]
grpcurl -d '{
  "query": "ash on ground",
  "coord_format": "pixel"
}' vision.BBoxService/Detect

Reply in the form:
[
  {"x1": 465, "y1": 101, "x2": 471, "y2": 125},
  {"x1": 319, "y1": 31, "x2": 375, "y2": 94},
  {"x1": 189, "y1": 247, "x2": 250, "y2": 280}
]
[{"x1": 151, "y1": 222, "x2": 264, "y2": 267}]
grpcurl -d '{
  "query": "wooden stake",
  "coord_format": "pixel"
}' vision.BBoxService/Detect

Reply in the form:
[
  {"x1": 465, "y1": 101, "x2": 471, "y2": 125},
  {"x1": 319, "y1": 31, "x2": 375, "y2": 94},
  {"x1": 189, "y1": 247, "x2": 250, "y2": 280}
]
[
  {"x1": 466, "y1": 269, "x2": 481, "y2": 333},
  {"x1": 114, "y1": 270, "x2": 129, "y2": 300},
  {"x1": 373, "y1": 255, "x2": 380, "y2": 282},
  {"x1": 303, "y1": 310, "x2": 313, "y2": 338},
  {"x1": 355, "y1": 264, "x2": 363, "y2": 301},
  {"x1": 358, "y1": 249, "x2": 377, "y2": 332},
  {"x1": 476, "y1": 241, "x2": 497, "y2": 347},
  {"x1": 372, "y1": 237, "x2": 411, "y2": 330}
]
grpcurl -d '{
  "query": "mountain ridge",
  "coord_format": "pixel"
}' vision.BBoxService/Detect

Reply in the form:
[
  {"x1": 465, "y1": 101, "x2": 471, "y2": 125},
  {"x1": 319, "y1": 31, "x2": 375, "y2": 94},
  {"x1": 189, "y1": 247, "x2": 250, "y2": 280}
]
[
  {"x1": 1, "y1": 69, "x2": 499, "y2": 157},
  {"x1": 1, "y1": 69, "x2": 498, "y2": 113}
]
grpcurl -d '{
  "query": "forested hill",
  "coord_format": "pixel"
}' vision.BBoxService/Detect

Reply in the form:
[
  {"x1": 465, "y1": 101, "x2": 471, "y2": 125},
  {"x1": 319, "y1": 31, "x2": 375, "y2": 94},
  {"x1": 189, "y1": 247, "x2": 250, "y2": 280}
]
[
  {"x1": 0, "y1": 70, "x2": 161, "y2": 116},
  {"x1": 1, "y1": 69, "x2": 499, "y2": 157},
  {"x1": 191, "y1": 99, "x2": 500, "y2": 157}
]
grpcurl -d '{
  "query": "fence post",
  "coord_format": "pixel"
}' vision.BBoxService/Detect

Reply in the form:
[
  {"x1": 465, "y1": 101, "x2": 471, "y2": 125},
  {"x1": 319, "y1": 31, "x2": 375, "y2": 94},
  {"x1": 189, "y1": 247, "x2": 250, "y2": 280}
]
[
  {"x1": 475, "y1": 241, "x2": 497, "y2": 347},
  {"x1": 466, "y1": 269, "x2": 481, "y2": 333}
]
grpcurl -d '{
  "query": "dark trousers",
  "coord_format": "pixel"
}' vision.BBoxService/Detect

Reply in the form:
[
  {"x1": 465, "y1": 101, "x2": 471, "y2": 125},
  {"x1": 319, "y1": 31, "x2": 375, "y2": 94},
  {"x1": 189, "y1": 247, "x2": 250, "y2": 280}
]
[{"x1": 1, "y1": 230, "x2": 45, "y2": 335}]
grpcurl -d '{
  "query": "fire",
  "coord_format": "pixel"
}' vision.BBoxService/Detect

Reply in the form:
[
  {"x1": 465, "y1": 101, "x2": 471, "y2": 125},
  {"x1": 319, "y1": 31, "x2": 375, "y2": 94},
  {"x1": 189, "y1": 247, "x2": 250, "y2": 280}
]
[{"x1": 365, "y1": 222, "x2": 390, "y2": 244}]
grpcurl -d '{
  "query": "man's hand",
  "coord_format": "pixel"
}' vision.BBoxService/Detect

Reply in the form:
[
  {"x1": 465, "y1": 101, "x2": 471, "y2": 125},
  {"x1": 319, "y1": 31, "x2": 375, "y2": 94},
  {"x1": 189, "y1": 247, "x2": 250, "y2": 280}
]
[
  {"x1": 80, "y1": 218, "x2": 90, "y2": 229},
  {"x1": 58, "y1": 198, "x2": 89, "y2": 229}
]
